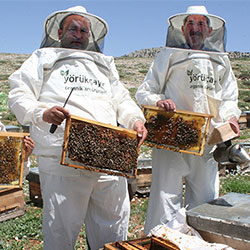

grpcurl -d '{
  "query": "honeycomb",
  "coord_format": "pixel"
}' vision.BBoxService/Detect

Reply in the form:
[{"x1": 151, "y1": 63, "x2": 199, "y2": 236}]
[
  {"x1": 0, "y1": 136, "x2": 22, "y2": 184},
  {"x1": 146, "y1": 114, "x2": 201, "y2": 149},
  {"x1": 63, "y1": 118, "x2": 139, "y2": 177},
  {"x1": 143, "y1": 106, "x2": 210, "y2": 155}
]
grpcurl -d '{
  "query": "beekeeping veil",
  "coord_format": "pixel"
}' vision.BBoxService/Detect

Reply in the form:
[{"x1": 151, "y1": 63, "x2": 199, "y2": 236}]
[
  {"x1": 40, "y1": 6, "x2": 108, "y2": 52},
  {"x1": 166, "y1": 6, "x2": 226, "y2": 52}
]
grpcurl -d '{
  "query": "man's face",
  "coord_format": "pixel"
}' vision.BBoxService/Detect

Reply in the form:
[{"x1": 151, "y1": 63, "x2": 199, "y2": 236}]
[
  {"x1": 181, "y1": 15, "x2": 212, "y2": 50},
  {"x1": 58, "y1": 15, "x2": 90, "y2": 50}
]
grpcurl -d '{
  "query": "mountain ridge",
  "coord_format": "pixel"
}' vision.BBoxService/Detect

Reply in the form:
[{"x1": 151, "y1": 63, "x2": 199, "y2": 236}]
[{"x1": 123, "y1": 47, "x2": 250, "y2": 59}]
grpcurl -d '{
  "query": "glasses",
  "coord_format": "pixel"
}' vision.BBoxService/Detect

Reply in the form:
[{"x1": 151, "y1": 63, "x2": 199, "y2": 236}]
[{"x1": 67, "y1": 26, "x2": 90, "y2": 36}]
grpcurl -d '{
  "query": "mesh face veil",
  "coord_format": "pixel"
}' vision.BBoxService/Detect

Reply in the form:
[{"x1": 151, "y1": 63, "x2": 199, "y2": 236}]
[
  {"x1": 166, "y1": 6, "x2": 226, "y2": 52},
  {"x1": 40, "y1": 6, "x2": 108, "y2": 52}
]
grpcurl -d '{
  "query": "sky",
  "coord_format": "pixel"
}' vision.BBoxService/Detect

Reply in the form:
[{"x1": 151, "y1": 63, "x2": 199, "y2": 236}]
[{"x1": 0, "y1": 0, "x2": 249, "y2": 57}]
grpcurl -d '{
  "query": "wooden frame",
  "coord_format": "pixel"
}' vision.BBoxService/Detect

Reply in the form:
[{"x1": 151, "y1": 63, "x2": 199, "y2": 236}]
[
  {"x1": 61, "y1": 115, "x2": 139, "y2": 178},
  {"x1": 142, "y1": 105, "x2": 212, "y2": 156},
  {"x1": 0, "y1": 131, "x2": 29, "y2": 189},
  {"x1": 104, "y1": 236, "x2": 180, "y2": 250}
]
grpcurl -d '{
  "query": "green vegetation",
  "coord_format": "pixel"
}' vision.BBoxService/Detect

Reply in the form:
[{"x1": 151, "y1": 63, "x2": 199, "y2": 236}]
[
  {"x1": 128, "y1": 197, "x2": 148, "y2": 239},
  {"x1": 0, "y1": 93, "x2": 8, "y2": 112},
  {"x1": 238, "y1": 129, "x2": 250, "y2": 140},
  {"x1": 238, "y1": 100, "x2": 250, "y2": 110},
  {"x1": 220, "y1": 173, "x2": 250, "y2": 195},
  {"x1": 128, "y1": 87, "x2": 138, "y2": 103},
  {"x1": 239, "y1": 89, "x2": 250, "y2": 100},
  {"x1": 0, "y1": 205, "x2": 43, "y2": 250},
  {"x1": 138, "y1": 69, "x2": 148, "y2": 74},
  {"x1": 139, "y1": 145, "x2": 152, "y2": 159},
  {"x1": 0, "y1": 74, "x2": 9, "y2": 81}
]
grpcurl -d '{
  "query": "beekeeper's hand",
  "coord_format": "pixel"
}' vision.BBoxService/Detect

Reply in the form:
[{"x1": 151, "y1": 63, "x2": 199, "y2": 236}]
[
  {"x1": 157, "y1": 99, "x2": 176, "y2": 112},
  {"x1": 23, "y1": 136, "x2": 35, "y2": 162},
  {"x1": 229, "y1": 116, "x2": 240, "y2": 138},
  {"x1": 43, "y1": 106, "x2": 70, "y2": 125},
  {"x1": 133, "y1": 120, "x2": 148, "y2": 147}
]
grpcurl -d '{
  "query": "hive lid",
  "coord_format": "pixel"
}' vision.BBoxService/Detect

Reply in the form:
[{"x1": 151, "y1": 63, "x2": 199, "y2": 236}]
[{"x1": 186, "y1": 192, "x2": 250, "y2": 241}]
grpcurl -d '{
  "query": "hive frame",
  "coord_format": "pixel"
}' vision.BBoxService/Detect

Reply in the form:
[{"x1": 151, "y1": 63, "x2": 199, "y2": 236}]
[
  {"x1": 142, "y1": 105, "x2": 212, "y2": 156},
  {"x1": 61, "y1": 115, "x2": 139, "y2": 178},
  {"x1": 0, "y1": 131, "x2": 30, "y2": 189}
]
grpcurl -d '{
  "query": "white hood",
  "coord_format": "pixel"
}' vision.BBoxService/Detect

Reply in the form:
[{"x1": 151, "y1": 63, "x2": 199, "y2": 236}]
[
  {"x1": 40, "y1": 6, "x2": 108, "y2": 52},
  {"x1": 166, "y1": 6, "x2": 226, "y2": 52}
]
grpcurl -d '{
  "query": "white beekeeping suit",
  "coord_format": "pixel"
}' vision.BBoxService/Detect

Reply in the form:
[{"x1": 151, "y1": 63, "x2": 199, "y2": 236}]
[
  {"x1": 135, "y1": 6, "x2": 241, "y2": 235},
  {"x1": 8, "y1": 6, "x2": 145, "y2": 250}
]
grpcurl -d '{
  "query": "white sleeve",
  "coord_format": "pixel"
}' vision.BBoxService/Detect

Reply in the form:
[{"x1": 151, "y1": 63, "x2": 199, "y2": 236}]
[
  {"x1": 23, "y1": 160, "x2": 30, "y2": 178},
  {"x1": 109, "y1": 57, "x2": 146, "y2": 130},
  {"x1": 135, "y1": 49, "x2": 170, "y2": 107},
  {"x1": 218, "y1": 56, "x2": 241, "y2": 121},
  {"x1": 8, "y1": 50, "x2": 49, "y2": 126},
  {"x1": 0, "y1": 121, "x2": 6, "y2": 131}
]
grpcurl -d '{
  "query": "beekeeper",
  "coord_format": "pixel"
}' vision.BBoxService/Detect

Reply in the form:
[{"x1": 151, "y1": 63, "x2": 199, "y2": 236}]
[
  {"x1": 8, "y1": 6, "x2": 147, "y2": 250},
  {"x1": 135, "y1": 6, "x2": 241, "y2": 235},
  {"x1": 0, "y1": 121, "x2": 34, "y2": 176}
]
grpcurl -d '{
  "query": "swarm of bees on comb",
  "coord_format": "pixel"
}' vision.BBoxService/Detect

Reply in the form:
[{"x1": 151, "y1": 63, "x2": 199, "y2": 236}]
[
  {"x1": 0, "y1": 136, "x2": 22, "y2": 184},
  {"x1": 142, "y1": 104, "x2": 212, "y2": 156},
  {"x1": 146, "y1": 114, "x2": 200, "y2": 150},
  {"x1": 65, "y1": 121, "x2": 138, "y2": 175}
]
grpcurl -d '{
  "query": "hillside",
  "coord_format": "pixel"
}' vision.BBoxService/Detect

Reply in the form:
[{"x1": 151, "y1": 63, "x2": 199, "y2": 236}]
[{"x1": 0, "y1": 50, "x2": 250, "y2": 126}]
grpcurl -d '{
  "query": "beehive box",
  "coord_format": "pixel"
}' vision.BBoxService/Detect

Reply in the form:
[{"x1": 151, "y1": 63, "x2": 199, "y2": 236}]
[
  {"x1": 186, "y1": 192, "x2": 250, "y2": 250},
  {"x1": 61, "y1": 115, "x2": 139, "y2": 178},
  {"x1": 142, "y1": 105, "x2": 212, "y2": 156},
  {"x1": 26, "y1": 167, "x2": 43, "y2": 207},
  {"x1": 0, "y1": 131, "x2": 29, "y2": 189},
  {"x1": 0, "y1": 187, "x2": 25, "y2": 222},
  {"x1": 104, "y1": 236, "x2": 180, "y2": 250}
]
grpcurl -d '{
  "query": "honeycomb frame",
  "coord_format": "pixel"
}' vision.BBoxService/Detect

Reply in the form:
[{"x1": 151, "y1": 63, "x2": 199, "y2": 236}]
[
  {"x1": 0, "y1": 131, "x2": 29, "y2": 189},
  {"x1": 61, "y1": 115, "x2": 139, "y2": 178},
  {"x1": 142, "y1": 105, "x2": 212, "y2": 156}
]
